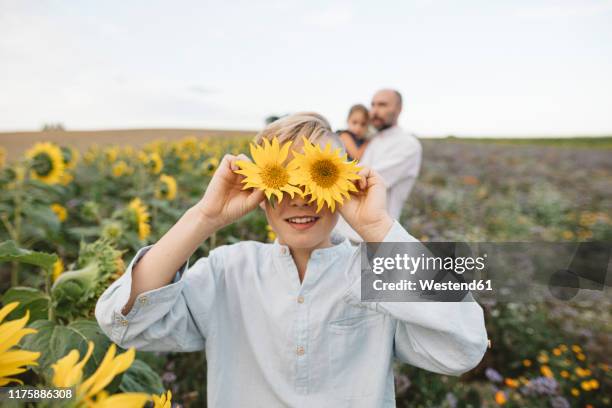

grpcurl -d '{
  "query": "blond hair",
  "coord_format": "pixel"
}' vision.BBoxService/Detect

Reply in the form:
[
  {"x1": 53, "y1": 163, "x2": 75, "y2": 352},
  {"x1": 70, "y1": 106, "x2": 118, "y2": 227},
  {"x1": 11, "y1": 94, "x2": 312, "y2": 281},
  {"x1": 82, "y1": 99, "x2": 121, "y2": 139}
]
[{"x1": 254, "y1": 112, "x2": 337, "y2": 146}]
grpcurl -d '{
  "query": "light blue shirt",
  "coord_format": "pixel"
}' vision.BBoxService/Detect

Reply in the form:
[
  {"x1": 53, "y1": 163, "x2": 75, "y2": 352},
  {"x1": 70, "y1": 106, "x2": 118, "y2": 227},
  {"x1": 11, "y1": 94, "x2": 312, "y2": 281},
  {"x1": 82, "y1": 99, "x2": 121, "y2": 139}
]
[{"x1": 95, "y1": 220, "x2": 488, "y2": 407}]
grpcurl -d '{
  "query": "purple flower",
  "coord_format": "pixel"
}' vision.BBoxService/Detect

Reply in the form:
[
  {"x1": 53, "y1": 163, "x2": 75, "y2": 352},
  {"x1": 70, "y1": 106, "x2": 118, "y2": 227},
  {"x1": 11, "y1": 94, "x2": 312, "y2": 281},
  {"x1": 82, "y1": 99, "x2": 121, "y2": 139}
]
[
  {"x1": 550, "y1": 396, "x2": 570, "y2": 408},
  {"x1": 521, "y1": 376, "x2": 558, "y2": 396},
  {"x1": 485, "y1": 367, "x2": 503, "y2": 383}
]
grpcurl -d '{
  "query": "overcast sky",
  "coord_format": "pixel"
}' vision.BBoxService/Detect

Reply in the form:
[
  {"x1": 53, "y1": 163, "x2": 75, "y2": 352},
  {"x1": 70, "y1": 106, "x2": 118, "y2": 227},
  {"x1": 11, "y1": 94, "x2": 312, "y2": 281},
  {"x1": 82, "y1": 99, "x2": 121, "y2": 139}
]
[{"x1": 1, "y1": 0, "x2": 611, "y2": 136}]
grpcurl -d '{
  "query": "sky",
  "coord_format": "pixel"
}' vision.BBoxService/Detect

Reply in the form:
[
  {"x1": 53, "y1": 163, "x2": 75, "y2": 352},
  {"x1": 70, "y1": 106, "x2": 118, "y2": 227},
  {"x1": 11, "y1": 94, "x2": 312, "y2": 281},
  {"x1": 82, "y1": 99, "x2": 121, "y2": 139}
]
[{"x1": 1, "y1": 0, "x2": 611, "y2": 136}]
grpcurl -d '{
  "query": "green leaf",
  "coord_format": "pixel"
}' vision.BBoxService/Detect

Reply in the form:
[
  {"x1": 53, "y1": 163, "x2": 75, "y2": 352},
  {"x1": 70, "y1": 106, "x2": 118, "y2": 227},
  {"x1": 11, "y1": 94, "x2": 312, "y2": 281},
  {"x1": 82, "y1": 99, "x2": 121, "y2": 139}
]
[
  {"x1": 67, "y1": 226, "x2": 101, "y2": 239},
  {"x1": 1, "y1": 286, "x2": 50, "y2": 322},
  {"x1": 19, "y1": 319, "x2": 113, "y2": 384},
  {"x1": 0, "y1": 240, "x2": 58, "y2": 270},
  {"x1": 119, "y1": 359, "x2": 164, "y2": 395}
]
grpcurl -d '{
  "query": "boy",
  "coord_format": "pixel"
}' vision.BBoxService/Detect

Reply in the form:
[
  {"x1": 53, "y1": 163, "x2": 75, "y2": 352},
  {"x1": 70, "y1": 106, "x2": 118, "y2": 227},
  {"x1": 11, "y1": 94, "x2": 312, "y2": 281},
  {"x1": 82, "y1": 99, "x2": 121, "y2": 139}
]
[{"x1": 95, "y1": 112, "x2": 488, "y2": 407}]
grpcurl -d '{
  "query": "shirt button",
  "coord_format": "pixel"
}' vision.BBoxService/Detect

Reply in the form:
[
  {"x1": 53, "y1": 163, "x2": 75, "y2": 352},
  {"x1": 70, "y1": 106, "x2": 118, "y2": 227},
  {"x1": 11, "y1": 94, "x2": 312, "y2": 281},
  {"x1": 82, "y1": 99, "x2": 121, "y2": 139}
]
[
  {"x1": 120, "y1": 319, "x2": 129, "y2": 326},
  {"x1": 281, "y1": 247, "x2": 287, "y2": 255},
  {"x1": 296, "y1": 346, "x2": 305, "y2": 356},
  {"x1": 297, "y1": 296, "x2": 304, "y2": 304},
  {"x1": 138, "y1": 296, "x2": 148, "y2": 304}
]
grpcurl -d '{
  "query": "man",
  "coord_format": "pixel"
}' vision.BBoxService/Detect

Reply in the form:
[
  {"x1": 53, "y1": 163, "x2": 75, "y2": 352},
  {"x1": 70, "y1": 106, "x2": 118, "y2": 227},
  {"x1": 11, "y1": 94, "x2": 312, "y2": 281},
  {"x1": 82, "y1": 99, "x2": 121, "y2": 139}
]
[{"x1": 335, "y1": 88, "x2": 422, "y2": 243}]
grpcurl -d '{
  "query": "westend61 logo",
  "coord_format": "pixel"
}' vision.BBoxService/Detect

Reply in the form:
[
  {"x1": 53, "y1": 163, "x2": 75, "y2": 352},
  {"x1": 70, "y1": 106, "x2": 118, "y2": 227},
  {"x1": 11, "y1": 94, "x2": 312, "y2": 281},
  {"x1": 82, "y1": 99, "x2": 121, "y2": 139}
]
[{"x1": 360, "y1": 242, "x2": 611, "y2": 303}]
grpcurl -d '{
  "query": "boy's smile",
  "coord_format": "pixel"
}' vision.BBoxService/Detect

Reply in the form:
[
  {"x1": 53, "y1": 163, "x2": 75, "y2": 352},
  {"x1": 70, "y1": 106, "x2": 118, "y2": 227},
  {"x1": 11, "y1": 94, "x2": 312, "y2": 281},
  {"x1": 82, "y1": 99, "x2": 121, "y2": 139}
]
[{"x1": 284, "y1": 214, "x2": 320, "y2": 231}]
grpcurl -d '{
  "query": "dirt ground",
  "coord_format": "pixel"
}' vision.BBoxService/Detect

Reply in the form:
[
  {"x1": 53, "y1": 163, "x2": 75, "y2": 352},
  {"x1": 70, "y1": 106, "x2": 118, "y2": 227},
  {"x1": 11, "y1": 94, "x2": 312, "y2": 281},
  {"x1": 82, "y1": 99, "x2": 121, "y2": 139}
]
[{"x1": 0, "y1": 128, "x2": 257, "y2": 160}]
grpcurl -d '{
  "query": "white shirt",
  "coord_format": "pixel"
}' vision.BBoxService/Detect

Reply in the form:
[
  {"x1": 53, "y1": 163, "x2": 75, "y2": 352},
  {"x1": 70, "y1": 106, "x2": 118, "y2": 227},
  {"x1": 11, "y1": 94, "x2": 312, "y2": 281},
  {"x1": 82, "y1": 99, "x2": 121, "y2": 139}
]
[
  {"x1": 95, "y1": 220, "x2": 487, "y2": 408},
  {"x1": 335, "y1": 126, "x2": 422, "y2": 242}
]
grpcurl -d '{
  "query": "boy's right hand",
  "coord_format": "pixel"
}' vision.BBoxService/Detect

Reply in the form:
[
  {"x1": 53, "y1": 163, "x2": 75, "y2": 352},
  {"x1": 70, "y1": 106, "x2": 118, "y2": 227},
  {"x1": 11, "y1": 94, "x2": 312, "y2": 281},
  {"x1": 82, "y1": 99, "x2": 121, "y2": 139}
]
[{"x1": 193, "y1": 154, "x2": 265, "y2": 230}]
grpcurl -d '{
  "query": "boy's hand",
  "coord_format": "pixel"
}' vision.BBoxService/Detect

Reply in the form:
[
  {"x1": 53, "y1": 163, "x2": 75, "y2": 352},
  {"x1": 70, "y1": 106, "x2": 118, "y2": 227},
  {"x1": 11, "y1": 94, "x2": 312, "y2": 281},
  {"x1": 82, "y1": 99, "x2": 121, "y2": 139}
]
[
  {"x1": 339, "y1": 167, "x2": 394, "y2": 242},
  {"x1": 194, "y1": 154, "x2": 265, "y2": 230}
]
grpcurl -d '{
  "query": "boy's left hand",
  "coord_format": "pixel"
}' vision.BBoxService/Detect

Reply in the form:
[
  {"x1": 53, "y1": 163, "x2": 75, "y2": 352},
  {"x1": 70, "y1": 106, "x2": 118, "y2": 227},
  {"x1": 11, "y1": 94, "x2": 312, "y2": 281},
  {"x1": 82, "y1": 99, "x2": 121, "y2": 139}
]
[{"x1": 339, "y1": 167, "x2": 394, "y2": 242}]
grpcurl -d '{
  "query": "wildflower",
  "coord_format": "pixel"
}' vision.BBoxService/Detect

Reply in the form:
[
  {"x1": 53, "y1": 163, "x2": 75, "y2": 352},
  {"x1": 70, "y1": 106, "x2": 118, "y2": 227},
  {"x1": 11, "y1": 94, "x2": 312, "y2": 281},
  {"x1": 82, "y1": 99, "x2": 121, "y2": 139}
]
[
  {"x1": 576, "y1": 352, "x2": 586, "y2": 361},
  {"x1": 559, "y1": 344, "x2": 568, "y2": 352},
  {"x1": 537, "y1": 352, "x2": 549, "y2": 364},
  {"x1": 25, "y1": 142, "x2": 65, "y2": 184},
  {"x1": 560, "y1": 370, "x2": 569, "y2": 378},
  {"x1": 580, "y1": 380, "x2": 592, "y2": 391},
  {"x1": 588, "y1": 379, "x2": 599, "y2": 389},
  {"x1": 128, "y1": 198, "x2": 151, "y2": 241},
  {"x1": 289, "y1": 137, "x2": 361, "y2": 212},
  {"x1": 494, "y1": 390, "x2": 506, "y2": 405},
  {"x1": 570, "y1": 388, "x2": 579, "y2": 397},
  {"x1": 485, "y1": 368, "x2": 503, "y2": 383},
  {"x1": 0, "y1": 302, "x2": 41, "y2": 385},
  {"x1": 155, "y1": 174, "x2": 178, "y2": 201},
  {"x1": 52, "y1": 258, "x2": 64, "y2": 282},
  {"x1": 505, "y1": 378, "x2": 519, "y2": 388},
  {"x1": 522, "y1": 377, "x2": 558, "y2": 396},
  {"x1": 152, "y1": 390, "x2": 172, "y2": 408},
  {"x1": 541, "y1": 365, "x2": 554, "y2": 378},
  {"x1": 234, "y1": 137, "x2": 302, "y2": 204},
  {"x1": 549, "y1": 396, "x2": 570, "y2": 408},
  {"x1": 571, "y1": 344, "x2": 581, "y2": 353},
  {"x1": 50, "y1": 203, "x2": 68, "y2": 222},
  {"x1": 522, "y1": 359, "x2": 532, "y2": 367},
  {"x1": 552, "y1": 348, "x2": 561, "y2": 356}
]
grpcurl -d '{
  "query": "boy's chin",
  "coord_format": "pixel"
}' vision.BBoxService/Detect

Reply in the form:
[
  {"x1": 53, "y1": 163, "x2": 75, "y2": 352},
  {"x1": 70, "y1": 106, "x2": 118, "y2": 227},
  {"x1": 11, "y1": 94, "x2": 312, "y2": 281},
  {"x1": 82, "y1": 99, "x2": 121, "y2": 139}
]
[{"x1": 278, "y1": 231, "x2": 329, "y2": 250}]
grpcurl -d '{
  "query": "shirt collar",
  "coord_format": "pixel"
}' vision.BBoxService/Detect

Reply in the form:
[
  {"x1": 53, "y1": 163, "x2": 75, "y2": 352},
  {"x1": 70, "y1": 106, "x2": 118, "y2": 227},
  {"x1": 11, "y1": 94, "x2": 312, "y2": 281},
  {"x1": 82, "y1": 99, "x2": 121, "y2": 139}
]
[{"x1": 272, "y1": 230, "x2": 353, "y2": 260}]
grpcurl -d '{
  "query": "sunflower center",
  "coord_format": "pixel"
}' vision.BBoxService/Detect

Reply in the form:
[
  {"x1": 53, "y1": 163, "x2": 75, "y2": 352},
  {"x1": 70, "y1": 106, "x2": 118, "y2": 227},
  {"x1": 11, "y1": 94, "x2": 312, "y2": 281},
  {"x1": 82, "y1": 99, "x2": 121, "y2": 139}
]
[
  {"x1": 261, "y1": 164, "x2": 289, "y2": 189},
  {"x1": 310, "y1": 159, "x2": 339, "y2": 188},
  {"x1": 32, "y1": 153, "x2": 53, "y2": 176}
]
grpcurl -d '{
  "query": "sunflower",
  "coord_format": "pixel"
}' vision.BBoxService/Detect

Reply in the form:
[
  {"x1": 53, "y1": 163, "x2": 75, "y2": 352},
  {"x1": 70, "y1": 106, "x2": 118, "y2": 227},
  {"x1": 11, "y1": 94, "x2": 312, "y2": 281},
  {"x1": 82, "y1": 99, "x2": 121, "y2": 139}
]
[
  {"x1": 50, "y1": 203, "x2": 68, "y2": 222},
  {"x1": 52, "y1": 341, "x2": 150, "y2": 407},
  {"x1": 139, "y1": 152, "x2": 164, "y2": 175},
  {"x1": 0, "y1": 146, "x2": 6, "y2": 168},
  {"x1": 128, "y1": 198, "x2": 151, "y2": 241},
  {"x1": 112, "y1": 160, "x2": 132, "y2": 178},
  {"x1": 234, "y1": 137, "x2": 302, "y2": 203},
  {"x1": 202, "y1": 157, "x2": 220, "y2": 176},
  {"x1": 25, "y1": 142, "x2": 65, "y2": 184},
  {"x1": 0, "y1": 302, "x2": 41, "y2": 386},
  {"x1": 52, "y1": 258, "x2": 64, "y2": 282},
  {"x1": 155, "y1": 174, "x2": 178, "y2": 201},
  {"x1": 266, "y1": 224, "x2": 277, "y2": 242},
  {"x1": 61, "y1": 146, "x2": 80, "y2": 170},
  {"x1": 289, "y1": 137, "x2": 361, "y2": 212},
  {"x1": 152, "y1": 390, "x2": 172, "y2": 408}
]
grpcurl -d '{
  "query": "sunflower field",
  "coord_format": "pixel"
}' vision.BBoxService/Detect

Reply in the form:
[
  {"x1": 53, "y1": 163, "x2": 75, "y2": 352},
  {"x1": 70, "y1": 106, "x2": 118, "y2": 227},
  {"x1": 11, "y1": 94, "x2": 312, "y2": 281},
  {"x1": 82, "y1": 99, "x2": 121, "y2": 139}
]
[{"x1": 0, "y1": 135, "x2": 610, "y2": 407}]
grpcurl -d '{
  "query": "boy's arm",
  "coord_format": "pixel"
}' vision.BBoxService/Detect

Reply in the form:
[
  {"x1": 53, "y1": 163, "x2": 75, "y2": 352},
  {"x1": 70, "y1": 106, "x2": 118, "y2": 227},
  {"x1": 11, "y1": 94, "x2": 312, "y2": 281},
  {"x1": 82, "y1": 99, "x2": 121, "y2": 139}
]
[
  {"x1": 339, "y1": 168, "x2": 487, "y2": 376},
  {"x1": 343, "y1": 220, "x2": 488, "y2": 376}
]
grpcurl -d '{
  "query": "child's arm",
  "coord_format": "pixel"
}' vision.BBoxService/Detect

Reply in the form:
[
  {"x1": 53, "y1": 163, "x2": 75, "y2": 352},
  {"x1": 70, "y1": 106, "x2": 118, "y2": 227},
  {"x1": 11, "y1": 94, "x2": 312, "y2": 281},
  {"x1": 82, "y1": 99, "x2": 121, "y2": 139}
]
[
  {"x1": 95, "y1": 154, "x2": 264, "y2": 351},
  {"x1": 339, "y1": 168, "x2": 488, "y2": 375},
  {"x1": 339, "y1": 131, "x2": 366, "y2": 160}
]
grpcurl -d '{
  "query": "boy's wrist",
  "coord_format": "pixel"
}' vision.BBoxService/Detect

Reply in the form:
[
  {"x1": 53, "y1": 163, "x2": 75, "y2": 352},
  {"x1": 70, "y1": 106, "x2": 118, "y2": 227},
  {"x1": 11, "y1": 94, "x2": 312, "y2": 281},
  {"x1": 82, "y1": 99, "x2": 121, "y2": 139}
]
[
  {"x1": 355, "y1": 214, "x2": 394, "y2": 242},
  {"x1": 188, "y1": 205, "x2": 223, "y2": 237}
]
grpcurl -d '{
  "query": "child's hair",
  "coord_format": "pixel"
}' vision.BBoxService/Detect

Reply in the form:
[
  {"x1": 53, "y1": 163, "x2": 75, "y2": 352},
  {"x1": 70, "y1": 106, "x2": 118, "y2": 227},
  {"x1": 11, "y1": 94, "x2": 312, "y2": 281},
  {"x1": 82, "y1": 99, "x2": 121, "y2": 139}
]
[
  {"x1": 254, "y1": 112, "x2": 337, "y2": 146},
  {"x1": 347, "y1": 104, "x2": 369, "y2": 121}
]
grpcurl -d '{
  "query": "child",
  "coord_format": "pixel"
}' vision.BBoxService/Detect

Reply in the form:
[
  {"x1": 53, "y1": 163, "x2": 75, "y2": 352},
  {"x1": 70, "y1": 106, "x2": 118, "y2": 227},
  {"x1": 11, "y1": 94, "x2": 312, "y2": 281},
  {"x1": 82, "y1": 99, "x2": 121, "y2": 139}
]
[
  {"x1": 337, "y1": 104, "x2": 370, "y2": 161},
  {"x1": 95, "y1": 112, "x2": 487, "y2": 407}
]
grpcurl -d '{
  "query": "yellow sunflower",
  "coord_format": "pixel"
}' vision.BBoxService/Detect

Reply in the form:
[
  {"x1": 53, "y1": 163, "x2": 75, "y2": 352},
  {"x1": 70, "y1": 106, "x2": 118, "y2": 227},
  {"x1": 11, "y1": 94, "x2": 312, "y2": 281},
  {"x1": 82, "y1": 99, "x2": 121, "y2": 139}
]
[
  {"x1": 202, "y1": 157, "x2": 220, "y2": 176},
  {"x1": 0, "y1": 302, "x2": 41, "y2": 386},
  {"x1": 112, "y1": 160, "x2": 132, "y2": 178},
  {"x1": 50, "y1": 203, "x2": 68, "y2": 222},
  {"x1": 139, "y1": 152, "x2": 164, "y2": 175},
  {"x1": 289, "y1": 137, "x2": 361, "y2": 212},
  {"x1": 152, "y1": 390, "x2": 172, "y2": 408},
  {"x1": 155, "y1": 174, "x2": 178, "y2": 201},
  {"x1": 0, "y1": 146, "x2": 6, "y2": 168},
  {"x1": 25, "y1": 142, "x2": 65, "y2": 184},
  {"x1": 61, "y1": 146, "x2": 80, "y2": 170},
  {"x1": 52, "y1": 258, "x2": 64, "y2": 282},
  {"x1": 128, "y1": 198, "x2": 151, "y2": 241},
  {"x1": 234, "y1": 137, "x2": 302, "y2": 203},
  {"x1": 52, "y1": 341, "x2": 150, "y2": 407}
]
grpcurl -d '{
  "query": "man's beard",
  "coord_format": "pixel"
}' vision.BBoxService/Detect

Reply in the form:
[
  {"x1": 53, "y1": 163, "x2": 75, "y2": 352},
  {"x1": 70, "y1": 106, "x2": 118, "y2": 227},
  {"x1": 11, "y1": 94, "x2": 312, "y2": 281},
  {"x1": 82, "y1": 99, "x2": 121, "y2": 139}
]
[{"x1": 373, "y1": 117, "x2": 394, "y2": 132}]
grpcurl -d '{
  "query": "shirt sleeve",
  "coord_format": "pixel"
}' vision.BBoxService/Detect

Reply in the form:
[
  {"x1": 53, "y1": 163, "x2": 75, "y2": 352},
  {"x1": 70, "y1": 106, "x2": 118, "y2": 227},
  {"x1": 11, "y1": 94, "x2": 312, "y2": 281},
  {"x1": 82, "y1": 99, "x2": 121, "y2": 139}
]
[
  {"x1": 94, "y1": 244, "x2": 225, "y2": 352},
  {"x1": 342, "y1": 220, "x2": 488, "y2": 376},
  {"x1": 371, "y1": 137, "x2": 422, "y2": 189}
]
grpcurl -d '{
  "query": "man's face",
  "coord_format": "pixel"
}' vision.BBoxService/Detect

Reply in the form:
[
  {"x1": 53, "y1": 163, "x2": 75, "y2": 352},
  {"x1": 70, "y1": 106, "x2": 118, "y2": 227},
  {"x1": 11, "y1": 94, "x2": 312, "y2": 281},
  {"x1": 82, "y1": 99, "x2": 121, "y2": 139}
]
[
  {"x1": 370, "y1": 90, "x2": 401, "y2": 130},
  {"x1": 260, "y1": 134, "x2": 339, "y2": 250}
]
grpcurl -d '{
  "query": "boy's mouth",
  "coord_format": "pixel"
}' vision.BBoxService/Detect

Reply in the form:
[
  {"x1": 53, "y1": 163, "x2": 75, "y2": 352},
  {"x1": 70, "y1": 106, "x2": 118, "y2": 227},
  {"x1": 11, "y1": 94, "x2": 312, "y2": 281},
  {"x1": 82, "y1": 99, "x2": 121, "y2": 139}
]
[{"x1": 284, "y1": 216, "x2": 320, "y2": 231}]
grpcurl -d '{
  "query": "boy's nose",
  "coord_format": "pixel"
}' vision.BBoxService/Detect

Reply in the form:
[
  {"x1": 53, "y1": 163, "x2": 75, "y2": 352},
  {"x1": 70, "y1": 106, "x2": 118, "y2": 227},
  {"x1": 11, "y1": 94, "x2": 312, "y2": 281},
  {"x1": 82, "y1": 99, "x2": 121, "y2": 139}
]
[{"x1": 289, "y1": 194, "x2": 311, "y2": 207}]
